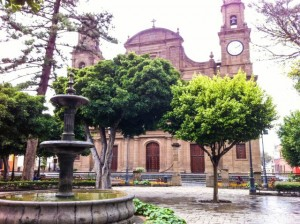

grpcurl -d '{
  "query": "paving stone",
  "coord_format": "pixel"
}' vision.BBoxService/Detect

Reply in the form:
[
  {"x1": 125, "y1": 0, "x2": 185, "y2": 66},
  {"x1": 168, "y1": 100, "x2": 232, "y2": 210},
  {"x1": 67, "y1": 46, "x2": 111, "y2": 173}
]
[{"x1": 115, "y1": 185, "x2": 300, "y2": 224}]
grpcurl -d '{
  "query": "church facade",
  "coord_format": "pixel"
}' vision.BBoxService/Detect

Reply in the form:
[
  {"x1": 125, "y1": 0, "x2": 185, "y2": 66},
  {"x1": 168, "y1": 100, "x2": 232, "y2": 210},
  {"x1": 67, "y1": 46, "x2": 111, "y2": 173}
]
[{"x1": 72, "y1": 0, "x2": 262, "y2": 176}]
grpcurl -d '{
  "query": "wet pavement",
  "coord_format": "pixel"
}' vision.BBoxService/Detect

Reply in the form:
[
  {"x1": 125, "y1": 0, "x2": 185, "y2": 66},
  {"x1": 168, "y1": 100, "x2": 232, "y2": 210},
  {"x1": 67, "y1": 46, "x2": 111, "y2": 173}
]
[{"x1": 115, "y1": 185, "x2": 300, "y2": 224}]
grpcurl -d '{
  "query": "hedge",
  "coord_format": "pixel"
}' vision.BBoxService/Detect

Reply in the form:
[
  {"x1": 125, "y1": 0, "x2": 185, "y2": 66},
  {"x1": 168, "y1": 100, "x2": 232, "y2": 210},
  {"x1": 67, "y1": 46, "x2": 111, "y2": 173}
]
[
  {"x1": 275, "y1": 181, "x2": 300, "y2": 192},
  {"x1": 0, "y1": 180, "x2": 95, "y2": 191}
]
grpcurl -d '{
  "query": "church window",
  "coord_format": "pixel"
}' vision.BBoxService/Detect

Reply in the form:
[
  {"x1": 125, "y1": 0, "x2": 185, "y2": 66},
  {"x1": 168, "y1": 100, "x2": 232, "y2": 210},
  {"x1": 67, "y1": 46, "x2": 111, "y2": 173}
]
[
  {"x1": 78, "y1": 62, "x2": 86, "y2": 68},
  {"x1": 236, "y1": 143, "x2": 246, "y2": 159},
  {"x1": 230, "y1": 15, "x2": 237, "y2": 28}
]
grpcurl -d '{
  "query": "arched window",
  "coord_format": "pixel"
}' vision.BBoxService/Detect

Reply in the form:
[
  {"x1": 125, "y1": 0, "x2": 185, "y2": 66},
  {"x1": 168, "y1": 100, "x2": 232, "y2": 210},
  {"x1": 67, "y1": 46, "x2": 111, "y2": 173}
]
[
  {"x1": 146, "y1": 142, "x2": 160, "y2": 172},
  {"x1": 230, "y1": 15, "x2": 237, "y2": 28},
  {"x1": 78, "y1": 62, "x2": 86, "y2": 68}
]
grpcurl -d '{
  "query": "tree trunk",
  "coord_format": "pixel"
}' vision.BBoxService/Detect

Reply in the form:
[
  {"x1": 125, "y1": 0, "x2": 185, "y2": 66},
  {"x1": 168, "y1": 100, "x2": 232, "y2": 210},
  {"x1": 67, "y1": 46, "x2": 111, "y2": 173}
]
[
  {"x1": 36, "y1": 0, "x2": 61, "y2": 95},
  {"x1": 84, "y1": 123, "x2": 102, "y2": 188},
  {"x1": 22, "y1": 138, "x2": 38, "y2": 180},
  {"x1": 2, "y1": 156, "x2": 10, "y2": 181},
  {"x1": 213, "y1": 162, "x2": 219, "y2": 203},
  {"x1": 101, "y1": 127, "x2": 116, "y2": 189}
]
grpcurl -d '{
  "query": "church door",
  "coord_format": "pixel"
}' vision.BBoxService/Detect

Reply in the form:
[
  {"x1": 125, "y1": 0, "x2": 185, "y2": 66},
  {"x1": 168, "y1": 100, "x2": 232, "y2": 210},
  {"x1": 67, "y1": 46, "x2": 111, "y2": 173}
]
[
  {"x1": 146, "y1": 142, "x2": 160, "y2": 172},
  {"x1": 111, "y1": 145, "x2": 118, "y2": 172},
  {"x1": 190, "y1": 144, "x2": 205, "y2": 173}
]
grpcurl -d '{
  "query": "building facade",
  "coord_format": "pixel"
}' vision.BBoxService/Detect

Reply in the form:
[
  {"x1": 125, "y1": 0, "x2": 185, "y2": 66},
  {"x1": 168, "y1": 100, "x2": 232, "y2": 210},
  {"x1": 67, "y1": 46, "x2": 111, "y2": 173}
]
[{"x1": 72, "y1": 0, "x2": 262, "y2": 175}]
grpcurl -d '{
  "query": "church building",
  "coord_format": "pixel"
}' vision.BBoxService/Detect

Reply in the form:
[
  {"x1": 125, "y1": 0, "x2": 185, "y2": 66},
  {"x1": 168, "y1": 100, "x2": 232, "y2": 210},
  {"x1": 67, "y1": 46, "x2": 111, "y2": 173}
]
[{"x1": 72, "y1": 0, "x2": 262, "y2": 176}]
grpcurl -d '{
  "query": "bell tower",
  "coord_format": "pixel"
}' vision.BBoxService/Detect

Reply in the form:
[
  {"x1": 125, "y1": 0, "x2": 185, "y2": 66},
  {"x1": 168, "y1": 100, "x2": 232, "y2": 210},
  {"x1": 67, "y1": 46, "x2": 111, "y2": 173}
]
[
  {"x1": 218, "y1": 0, "x2": 252, "y2": 77},
  {"x1": 71, "y1": 25, "x2": 104, "y2": 68}
]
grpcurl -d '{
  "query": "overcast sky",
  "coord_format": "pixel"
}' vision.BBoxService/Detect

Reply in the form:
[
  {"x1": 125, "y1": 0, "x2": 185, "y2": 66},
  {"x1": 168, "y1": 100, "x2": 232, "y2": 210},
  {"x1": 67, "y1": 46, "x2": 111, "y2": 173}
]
[{"x1": 1, "y1": 0, "x2": 300, "y2": 154}]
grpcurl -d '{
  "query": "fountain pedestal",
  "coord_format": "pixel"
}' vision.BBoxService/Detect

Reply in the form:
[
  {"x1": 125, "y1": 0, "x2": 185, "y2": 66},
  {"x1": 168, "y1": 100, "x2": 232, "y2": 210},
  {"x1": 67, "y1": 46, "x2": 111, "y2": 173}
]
[{"x1": 57, "y1": 153, "x2": 76, "y2": 197}]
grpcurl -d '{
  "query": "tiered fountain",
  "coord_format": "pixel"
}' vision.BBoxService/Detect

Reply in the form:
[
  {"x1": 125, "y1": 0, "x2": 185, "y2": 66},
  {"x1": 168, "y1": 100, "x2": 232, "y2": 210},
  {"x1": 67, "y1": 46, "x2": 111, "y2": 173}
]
[{"x1": 0, "y1": 73, "x2": 135, "y2": 223}]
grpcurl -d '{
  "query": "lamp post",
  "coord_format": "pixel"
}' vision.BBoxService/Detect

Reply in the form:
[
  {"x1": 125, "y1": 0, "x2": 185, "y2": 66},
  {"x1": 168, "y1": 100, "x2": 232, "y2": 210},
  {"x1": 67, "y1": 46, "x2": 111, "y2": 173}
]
[
  {"x1": 248, "y1": 140, "x2": 256, "y2": 194},
  {"x1": 261, "y1": 130, "x2": 268, "y2": 189},
  {"x1": 125, "y1": 136, "x2": 130, "y2": 185}
]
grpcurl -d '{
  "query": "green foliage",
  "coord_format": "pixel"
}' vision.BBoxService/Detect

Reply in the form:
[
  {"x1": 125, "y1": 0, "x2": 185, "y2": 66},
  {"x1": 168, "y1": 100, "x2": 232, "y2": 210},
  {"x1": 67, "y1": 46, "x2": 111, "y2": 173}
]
[
  {"x1": 161, "y1": 71, "x2": 277, "y2": 201},
  {"x1": 275, "y1": 181, "x2": 300, "y2": 192},
  {"x1": 0, "y1": 179, "x2": 96, "y2": 190},
  {"x1": 63, "y1": 53, "x2": 180, "y2": 137},
  {"x1": 134, "y1": 180, "x2": 150, "y2": 186},
  {"x1": 133, "y1": 198, "x2": 186, "y2": 224},
  {"x1": 288, "y1": 173, "x2": 300, "y2": 182},
  {"x1": 278, "y1": 110, "x2": 300, "y2": 167},
  {"x1": 162, "y1": 71, "x2": 277, "y2": 146},
  {"x1": 0, "y1": 83, "x2": 46, "y2": 156},
  {"x1": 2, "y1": 0, "x2": 42, "y2": 12},
  {"x1": 134, "y1": 167, "x2": 145, "y2": 173}
]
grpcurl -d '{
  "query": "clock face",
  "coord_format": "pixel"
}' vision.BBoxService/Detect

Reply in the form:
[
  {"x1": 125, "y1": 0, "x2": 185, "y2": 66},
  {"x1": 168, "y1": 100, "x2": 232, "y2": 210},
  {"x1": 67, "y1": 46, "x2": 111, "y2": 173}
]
[{"x1": 227, "y1": 40, "x2": 244, "y2": 56}]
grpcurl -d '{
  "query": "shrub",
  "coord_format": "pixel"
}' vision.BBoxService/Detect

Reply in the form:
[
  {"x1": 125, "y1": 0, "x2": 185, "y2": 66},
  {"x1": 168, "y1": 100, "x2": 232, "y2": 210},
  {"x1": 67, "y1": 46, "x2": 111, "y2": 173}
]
[
  {"x1": 288, "y1": 174, "x2": 300, "y2": 182},
  {"x1": 0, "y1": 180, "x2": 96, "y2": 190},
  {"x1": 134, "y1": 167, "x2": 145, "y2": 173},
  {"x1": 275, "y1": 181, "x2": 300, "y2": 192},
  {"x1": 133, "y1": 198, "x2": 186, "y2": 224},
  {"x1": 133, "y1": 180, "x2": 151, "y2": 186}
]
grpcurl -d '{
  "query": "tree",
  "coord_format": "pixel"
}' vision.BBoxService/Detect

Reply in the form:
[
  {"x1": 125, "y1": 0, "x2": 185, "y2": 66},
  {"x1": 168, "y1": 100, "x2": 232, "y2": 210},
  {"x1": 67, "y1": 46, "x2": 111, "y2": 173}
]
[
  {"x1": 53, "y1": 53, "x2": 180, "y2": 189},
  {"x1": 0, "y1": 0, "x2": 115, "y2": 95},
  {"x1": 161, "y1": 72, "x2": 277, "y2": 202},
  {"x1": 0, "y1": 0, "x2": 115, "y2": 180},
  {"x1": 249, "y1": 0, "x2": 300, "y2": 60},
  {"x1": 0, "y1": 83, "x2": 45, "y2": 180},
  {"x1": 278, "y1": 110, "x2": 300, "y2": 167}
]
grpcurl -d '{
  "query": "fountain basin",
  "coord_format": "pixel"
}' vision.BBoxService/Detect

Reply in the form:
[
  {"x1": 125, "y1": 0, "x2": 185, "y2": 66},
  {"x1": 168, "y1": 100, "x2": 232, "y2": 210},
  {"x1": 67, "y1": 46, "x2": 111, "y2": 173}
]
[
  {"x1": 0, "y1": 189, "x2": 135, "y2": 224},
  {"x1": 51, "y1": 94, "x2": 89, "y2": 108},
  {"x1": 40, "y1": 140, "x2": 94, "y2": 154}
]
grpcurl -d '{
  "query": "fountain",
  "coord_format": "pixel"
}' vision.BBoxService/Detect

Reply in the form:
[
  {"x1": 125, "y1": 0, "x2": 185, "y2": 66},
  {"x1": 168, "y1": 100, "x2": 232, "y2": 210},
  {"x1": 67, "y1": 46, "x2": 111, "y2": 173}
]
[{"x1": 0, "y1": 73, "x2": 135, "y2": 223}]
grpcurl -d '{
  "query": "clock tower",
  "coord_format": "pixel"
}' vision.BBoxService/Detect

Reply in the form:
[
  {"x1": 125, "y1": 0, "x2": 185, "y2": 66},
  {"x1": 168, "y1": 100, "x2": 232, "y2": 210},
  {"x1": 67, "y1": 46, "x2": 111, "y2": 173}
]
[{"x1": 219, "y1": 0, "x2": 252, "y2": 77}]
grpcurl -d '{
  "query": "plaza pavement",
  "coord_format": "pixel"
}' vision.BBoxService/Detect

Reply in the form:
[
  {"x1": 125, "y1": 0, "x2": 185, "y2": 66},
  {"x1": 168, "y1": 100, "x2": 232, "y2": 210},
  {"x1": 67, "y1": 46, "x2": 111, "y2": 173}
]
[{"x1": 115, "y1": 185, "x2": 300, "y2": 224}]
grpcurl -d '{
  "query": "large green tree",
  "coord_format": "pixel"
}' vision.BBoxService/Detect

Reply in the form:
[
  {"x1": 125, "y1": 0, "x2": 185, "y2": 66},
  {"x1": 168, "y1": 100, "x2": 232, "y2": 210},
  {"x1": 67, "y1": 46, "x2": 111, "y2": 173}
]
[
  {"x1": 161, "y1": 72, "x2": 277, "y2": 202},
  {"x1": 53, "y1": 53, "x2": 180, "y2": 189},
  {"x1": 0, "y1": 83, "x2": 45, "y2": 180},
  {"x1": 250, "y1": 0, "x2": 300, "y2": 60},
  {"x1": 278, "y1": 111, "x2": 300, "y2": 167}
]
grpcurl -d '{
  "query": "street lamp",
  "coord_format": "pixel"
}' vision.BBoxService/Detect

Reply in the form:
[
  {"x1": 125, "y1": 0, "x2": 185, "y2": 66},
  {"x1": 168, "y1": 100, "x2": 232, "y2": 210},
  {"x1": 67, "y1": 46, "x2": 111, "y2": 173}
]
[
  {"x1": 125, "y1": 136, "x2": 130, "y2": 185},
  {"x1": 248, "y1": 140, "x2": 256, "y2": 194},
  {"x1": 261, "y1": 130, "x2": 268, "y2": 189}
]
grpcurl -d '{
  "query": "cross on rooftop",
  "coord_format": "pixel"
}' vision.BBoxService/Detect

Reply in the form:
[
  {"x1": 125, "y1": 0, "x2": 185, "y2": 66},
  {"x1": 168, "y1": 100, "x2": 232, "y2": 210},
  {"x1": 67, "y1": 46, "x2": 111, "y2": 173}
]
[{"x1": 151, "y1": 19, "x2": 156, "y2": 28}]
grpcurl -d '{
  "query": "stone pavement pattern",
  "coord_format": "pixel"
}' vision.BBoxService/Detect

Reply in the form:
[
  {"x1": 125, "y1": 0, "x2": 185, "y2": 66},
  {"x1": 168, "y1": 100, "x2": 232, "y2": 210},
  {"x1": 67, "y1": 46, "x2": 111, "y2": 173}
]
[{"x1": 115, "y1": 185, "x2": 300, "y2": 224}]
